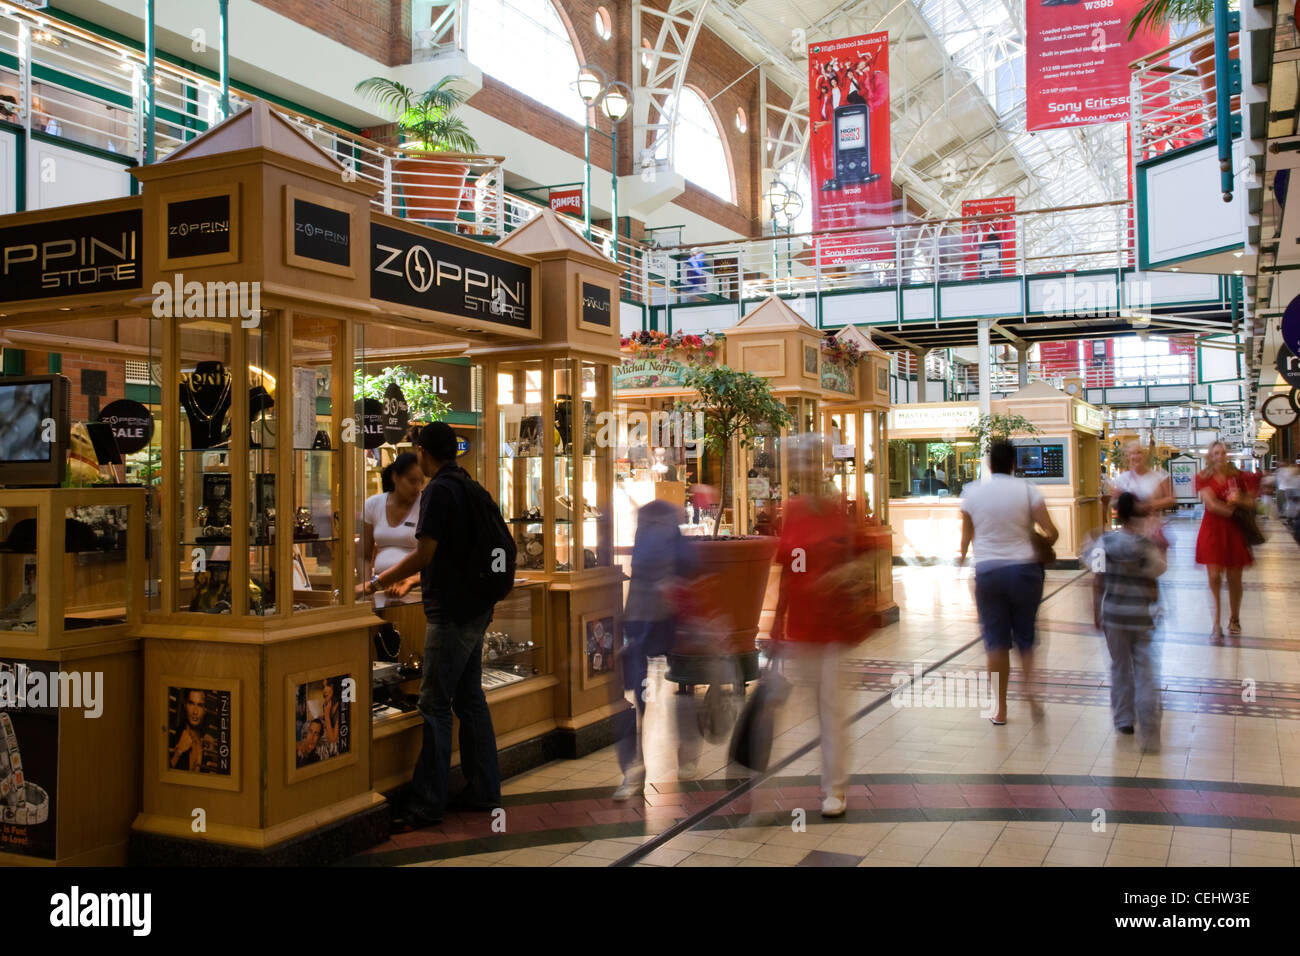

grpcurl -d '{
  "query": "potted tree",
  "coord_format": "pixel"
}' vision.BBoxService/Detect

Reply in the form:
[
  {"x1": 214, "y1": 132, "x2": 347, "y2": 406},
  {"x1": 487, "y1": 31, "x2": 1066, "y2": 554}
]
[
  {"x1": 1129, "y1": 0, "x2": 1233, "y2": 119},
  {"x1": 355, "y1": 74, "x2": 480, "y2": 223},
  {"x1": 672, "y1": 365, "x2": 792, "y2": 679}
]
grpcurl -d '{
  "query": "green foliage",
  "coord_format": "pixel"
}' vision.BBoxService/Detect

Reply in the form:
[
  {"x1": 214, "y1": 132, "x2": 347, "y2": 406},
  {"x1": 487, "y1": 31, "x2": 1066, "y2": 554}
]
[
  {"x1": 927, "y1": 441, "x2": 955, "y2": 464},
  {"x1": 680, "y1": 365, "x2": 793, "y2": 537},
  {"x1": 354, "y1": 366, "x2": 452, "y2": 424},
  {"x1": 354, "y1": 75, "x2": 479, "y2": 152},
  {"x1": 1128, "y1": 0, "x2": 1217, "y2": 39},
  {"x1": 970, "y1": 413, "x2": 1039, "y2": 454}
]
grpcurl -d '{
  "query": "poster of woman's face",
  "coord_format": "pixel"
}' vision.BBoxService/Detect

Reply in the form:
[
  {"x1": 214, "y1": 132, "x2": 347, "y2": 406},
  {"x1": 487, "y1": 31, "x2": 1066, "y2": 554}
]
[
  {"x1": 294, "y1": 674, "x2": 351, "y2": 769},
  {"x1": 166, "y1": 687, "x2": 232, "y2": 776}
]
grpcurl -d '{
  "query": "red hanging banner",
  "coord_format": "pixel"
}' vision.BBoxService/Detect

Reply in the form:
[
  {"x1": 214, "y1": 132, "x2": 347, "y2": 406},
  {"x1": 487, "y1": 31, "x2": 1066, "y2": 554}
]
[
  {"x1": 807, "y1": 32, "x2": 892, "y2": 268},
  {"x1": 961, "y1": 197, "x2": 1016, "y2": 278},
  {"x1": 1026, "y1": 1, "x2": 1167, "y2": 132}
]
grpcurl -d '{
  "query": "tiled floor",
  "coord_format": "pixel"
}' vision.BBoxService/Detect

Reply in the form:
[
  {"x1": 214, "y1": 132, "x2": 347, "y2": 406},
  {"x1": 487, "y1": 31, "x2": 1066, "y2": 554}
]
[{"x1": 350, "y1": 514, "x2": 1300, "y2": 867}]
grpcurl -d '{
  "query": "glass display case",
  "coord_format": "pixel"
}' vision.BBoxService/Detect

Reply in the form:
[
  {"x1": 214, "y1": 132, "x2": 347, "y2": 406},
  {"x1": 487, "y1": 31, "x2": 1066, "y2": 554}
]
[
  {"x1": 740, "y1": 395, "x2": 818, "y2": 535},
  {"x1": 0, "y1": 487, "x2": 144, "y2": 648},
  {"x1": 160, "y1": 310, "x2": 363, "y2": 621},
  {"x1": 493, "y1": 354, "x2": 612, "y2": 575}
]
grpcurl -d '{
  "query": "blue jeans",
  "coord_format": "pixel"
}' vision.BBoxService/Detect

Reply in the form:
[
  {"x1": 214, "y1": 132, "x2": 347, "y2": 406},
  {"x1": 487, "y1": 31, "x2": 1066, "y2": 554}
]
[
  {"x1": 974, "y1": 562, "x2": 1044, "y2": 653},
  {"x1": 614, "y1": 619, "x2": 700, "y2": 776},
  {"x1": 411, "y1": 611, "x2": 501, "y2": 817}
]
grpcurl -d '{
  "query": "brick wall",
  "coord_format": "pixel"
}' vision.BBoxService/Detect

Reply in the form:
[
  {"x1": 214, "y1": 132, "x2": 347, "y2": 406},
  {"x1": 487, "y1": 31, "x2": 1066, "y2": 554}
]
[
  {"x1": 22, "y1": 353, "x2": 128, "y2": 423},
  {"x1": 252, "y1": 0, "x2": 406, "y2": 66}
]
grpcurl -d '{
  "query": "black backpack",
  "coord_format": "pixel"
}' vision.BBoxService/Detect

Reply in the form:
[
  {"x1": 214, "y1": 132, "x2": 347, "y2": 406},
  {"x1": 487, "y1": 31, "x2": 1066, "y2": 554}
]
[{"x1": 436, "y1": 469, "x2": 516, "y2": 621}]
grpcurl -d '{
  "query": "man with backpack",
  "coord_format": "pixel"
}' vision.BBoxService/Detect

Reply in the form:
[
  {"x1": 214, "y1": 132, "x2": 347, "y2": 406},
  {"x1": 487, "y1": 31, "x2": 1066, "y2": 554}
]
[{"x1": 364, "y1": 422, "x2": 516, "y2": 830}]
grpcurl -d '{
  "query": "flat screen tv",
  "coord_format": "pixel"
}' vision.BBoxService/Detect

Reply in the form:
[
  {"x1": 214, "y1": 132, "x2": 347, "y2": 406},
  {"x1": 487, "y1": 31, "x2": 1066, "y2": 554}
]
[
  {"x1": 0, "y1": 374, "x2": 72, "y2": 486},
  {"x1": 1012, "y1": 439, "x2": 1068, "y2": 484}
]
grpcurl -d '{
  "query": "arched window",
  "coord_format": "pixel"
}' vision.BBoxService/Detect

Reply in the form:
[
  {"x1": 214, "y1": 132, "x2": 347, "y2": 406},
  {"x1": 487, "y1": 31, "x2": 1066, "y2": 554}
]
[
  {"x1": 655, "y1": 87, "x2": 735, "y2": 203},
  {"x1": 466, "y1": 0, "x2": 586, "y2": 125}
]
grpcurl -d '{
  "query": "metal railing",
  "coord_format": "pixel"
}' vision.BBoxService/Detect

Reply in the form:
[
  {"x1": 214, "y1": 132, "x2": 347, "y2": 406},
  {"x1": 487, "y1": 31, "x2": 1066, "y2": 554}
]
[
  {"x1": 640, "y1": 199, "x2": 1134, "y2": 306},
  {"x1": 1130, "y1": 28, "x2": 1219, "y2": 162}
]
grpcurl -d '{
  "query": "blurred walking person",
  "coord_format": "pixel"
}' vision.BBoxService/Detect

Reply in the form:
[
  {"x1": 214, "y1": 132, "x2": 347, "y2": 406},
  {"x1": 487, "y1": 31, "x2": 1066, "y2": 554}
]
[
  {"x1": 1107, "y1": 442, "x2": 1175, "y2": 544},
  {"x1": 1195, "y1": 440, "x2": 1260, "y2": 639},
  {"x1": 613, "y1": 499, "x2": 698, "y2": 800},
  {"x1": 1091, "y1": 492, "x2": 1166, "y2": 750},
  {"x1": 959, "y1": 440, "x2": 1059, "y2": 725},
  {"x1": 770, "y1": 435, "x2": 873, "y2": 818}
]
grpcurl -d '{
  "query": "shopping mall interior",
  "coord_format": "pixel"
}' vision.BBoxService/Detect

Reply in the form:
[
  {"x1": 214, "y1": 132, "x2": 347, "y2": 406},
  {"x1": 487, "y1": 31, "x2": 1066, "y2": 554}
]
[{"x1": 0, "y1": 0, "x2": 1297, "y2": 902}]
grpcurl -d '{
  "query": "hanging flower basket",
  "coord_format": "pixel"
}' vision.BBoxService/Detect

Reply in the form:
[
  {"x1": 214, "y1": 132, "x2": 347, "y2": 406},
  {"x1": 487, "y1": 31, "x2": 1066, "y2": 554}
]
[
  {"x1": 619, "y1": 329, "x2": 725, "y2": 364},
  {"x1": 820, "y1": 336, "x2": 862, "y2": 369}
]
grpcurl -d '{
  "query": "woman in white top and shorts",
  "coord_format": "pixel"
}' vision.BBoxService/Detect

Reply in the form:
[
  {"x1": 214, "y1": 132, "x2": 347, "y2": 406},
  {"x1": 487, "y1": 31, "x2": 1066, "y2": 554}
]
[
  {"x1": 959, "y1": 440, "x2": 1060, "y2": 726},
  {"x1": 363, "y1": 452, "x2": 424, "y2": 608}
]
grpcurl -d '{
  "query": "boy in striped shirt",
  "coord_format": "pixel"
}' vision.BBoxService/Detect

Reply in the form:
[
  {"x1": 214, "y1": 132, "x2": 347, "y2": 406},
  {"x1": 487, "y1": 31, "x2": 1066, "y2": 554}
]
[{"x1": 1090, "y1": 492, "x2": 1167, "y2": 751}]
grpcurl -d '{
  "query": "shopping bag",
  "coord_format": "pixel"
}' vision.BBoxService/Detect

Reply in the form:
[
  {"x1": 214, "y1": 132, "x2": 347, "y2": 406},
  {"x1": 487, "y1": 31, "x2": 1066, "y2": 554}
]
[{"x1": 728, "y1": 659, "x2": 790, "y2": 772}]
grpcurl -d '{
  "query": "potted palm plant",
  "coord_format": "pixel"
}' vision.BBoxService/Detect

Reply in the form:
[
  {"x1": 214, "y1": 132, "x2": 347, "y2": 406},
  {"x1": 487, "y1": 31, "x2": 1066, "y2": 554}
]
[
  {"x1": 1129, "y1": 0, "x2": 1234, "y2": 119},
  {"x1": 355, "y1": 74, "x2": 479, "y2": 222},
  {"x1": 672, "y1": 365, "x2": 792, "y2": 676}
]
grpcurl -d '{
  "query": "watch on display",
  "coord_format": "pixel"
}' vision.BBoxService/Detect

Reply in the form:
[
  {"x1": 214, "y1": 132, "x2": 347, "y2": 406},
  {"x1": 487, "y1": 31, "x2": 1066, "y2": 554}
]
[{"x1": 0, "y1": 713, "x2": 49, "y2": 827}]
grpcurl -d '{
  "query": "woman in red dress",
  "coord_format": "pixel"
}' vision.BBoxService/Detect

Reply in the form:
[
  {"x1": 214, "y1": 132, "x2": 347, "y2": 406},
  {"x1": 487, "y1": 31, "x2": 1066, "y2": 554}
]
[{"x1": 1195, "y1": 440, "x2": 1260, "y2": 638}]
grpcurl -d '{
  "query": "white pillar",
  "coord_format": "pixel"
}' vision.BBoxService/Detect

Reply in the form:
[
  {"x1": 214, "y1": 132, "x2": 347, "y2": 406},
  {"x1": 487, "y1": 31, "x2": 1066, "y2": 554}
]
[
  {"x1": 914, "y1": 349, "x2": 929, "y2": 403},
  {"x1": 977, "y1": 318, "x2": 992, "y2": 415},
  {"x1": 1017, "y1": 345, "x2": 1030, "y2": 388}
]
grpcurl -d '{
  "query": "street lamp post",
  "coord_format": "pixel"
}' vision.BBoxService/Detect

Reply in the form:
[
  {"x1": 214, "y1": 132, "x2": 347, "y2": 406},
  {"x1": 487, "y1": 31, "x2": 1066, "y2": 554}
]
[
  {"x1": 575, "y1": 66, "x2": 606, "y2": 241},
  {"x1": 576, "y1": 68, "x2": 631, "y2": 252},
  {"x1": 600, "y1": 81, "x2": 631, "y2": 262}
]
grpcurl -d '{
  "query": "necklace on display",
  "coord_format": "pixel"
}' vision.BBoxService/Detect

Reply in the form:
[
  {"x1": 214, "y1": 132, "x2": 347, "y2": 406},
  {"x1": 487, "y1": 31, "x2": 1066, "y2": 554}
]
[{"x1": 184, "y1": 370, "x2": 232, "y2": 423}]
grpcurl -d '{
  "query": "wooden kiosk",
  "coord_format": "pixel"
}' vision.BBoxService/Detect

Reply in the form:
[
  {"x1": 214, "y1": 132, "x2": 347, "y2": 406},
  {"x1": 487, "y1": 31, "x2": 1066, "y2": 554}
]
[
  {"x1": 726, "y1": 297, "x2": 826, "y2": 536},
  {"x1": 886, "y1": 383, "x2": 1105, "y2": 565},
  {"x1": 819, "y1": 325, "x2": 898, "y2": 625},
  {"x1": 0, "y1": 103, "x2": 630, "y2": 865}
]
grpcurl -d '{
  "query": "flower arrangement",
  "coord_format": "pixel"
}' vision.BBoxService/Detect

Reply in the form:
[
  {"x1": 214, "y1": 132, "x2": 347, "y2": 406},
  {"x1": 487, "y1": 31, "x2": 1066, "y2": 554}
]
[
  {"x1": 619, "y1": 329, "x2": 724, "y2": 363},
  {"x1": 820, "y1": 335, "x2": 863, "y2": 368}
]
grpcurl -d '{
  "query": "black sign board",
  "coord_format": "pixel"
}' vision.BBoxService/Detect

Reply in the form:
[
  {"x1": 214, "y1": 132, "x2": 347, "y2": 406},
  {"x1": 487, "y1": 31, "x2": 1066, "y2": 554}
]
[
  {"x1": 293, "y1": 198, "x2": 351, "y2": 268},
  {"x1": 0, "y1": 208, "x2": 142, "y2": 303},
  {"x1": 425, "y1": 361, "x2": 472, "y2": 412},
  {"x1": 96, "y1": 398, "x2": 154, "y2": 455},
  {"x1": 370, "y1": 222, "x2": 531, "y2": 330},
  {"x1": 581, "y1": 282, "x2": 612, "y2": 328},
  {"x1": 166, "y1": 194, "x2": 231, "y2": 261},
  {"x1": 382, "y1": 382, "x2": 410, "y2": 444},
  {"x1": 1277, "y1": 345, "x2": 1300, "y2": 389},
  {"x1": 356, "y1": 397, "x2": 386, "y2": 450}
]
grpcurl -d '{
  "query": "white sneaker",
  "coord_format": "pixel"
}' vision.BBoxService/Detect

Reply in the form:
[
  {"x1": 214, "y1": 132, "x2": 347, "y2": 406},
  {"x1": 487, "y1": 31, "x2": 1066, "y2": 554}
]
[
  {"x1": 613, "y1": 777, "x2": 645, "y2": 801},
  {"x1": 821, "y1": 794, "x2": 847, "y2": 818}
]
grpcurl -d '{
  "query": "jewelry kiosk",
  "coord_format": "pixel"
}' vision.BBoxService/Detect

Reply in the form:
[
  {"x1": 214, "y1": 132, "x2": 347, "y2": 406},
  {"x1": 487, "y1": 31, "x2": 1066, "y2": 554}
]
[{"x1": 0, "y1": 103, "x2": 628, "y2": 865}]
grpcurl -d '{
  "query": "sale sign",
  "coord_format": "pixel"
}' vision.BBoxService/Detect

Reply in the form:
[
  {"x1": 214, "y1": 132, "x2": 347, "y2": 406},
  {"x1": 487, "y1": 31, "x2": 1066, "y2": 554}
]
[
  {"x1": 549, "y1": 187, "x2": 584, "y2": 218},
  {"x1": 961, "y1": 197, "x2": 1015, "y2": 278},
  {"x1": 807, "y1": 32, "x2": 892, "y2": 267},
  {"x1": 1027, "y1": 0, "x2": 1167, "y2": 131}
]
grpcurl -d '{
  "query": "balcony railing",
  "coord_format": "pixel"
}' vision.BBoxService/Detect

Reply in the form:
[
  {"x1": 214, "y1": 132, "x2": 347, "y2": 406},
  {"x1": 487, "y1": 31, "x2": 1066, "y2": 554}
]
[{"x1": 1130, "y1": 27, "x2": 1220, "y2": 162}]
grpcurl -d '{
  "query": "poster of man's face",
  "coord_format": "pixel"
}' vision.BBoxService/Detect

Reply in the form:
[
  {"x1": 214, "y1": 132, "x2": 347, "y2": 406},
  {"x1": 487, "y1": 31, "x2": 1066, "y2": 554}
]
[
  {"x1": 294, "y1": 675, "x2": 351, "y2": 769},
  {"x1": 166, "y1": 687, "x2": 232, "y2": 776}
]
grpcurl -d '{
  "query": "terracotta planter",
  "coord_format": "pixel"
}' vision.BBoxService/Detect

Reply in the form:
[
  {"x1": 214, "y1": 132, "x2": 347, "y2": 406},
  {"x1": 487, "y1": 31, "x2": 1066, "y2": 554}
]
[
  {"x1": 679, "y1": 535, "x2": 779, "y2": 656},
  {"x1": 1191, "y1": 35, "x2": 1239, "y2": 121},
  {"x1": 393, "y1": 152, "x2": 470, "y2": 222}
]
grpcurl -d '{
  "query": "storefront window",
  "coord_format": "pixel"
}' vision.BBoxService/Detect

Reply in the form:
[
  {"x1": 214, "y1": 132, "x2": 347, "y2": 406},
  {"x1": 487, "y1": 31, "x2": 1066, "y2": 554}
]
[{"x1": 890, "y1": 438, "x2": 981, "y2": 499}]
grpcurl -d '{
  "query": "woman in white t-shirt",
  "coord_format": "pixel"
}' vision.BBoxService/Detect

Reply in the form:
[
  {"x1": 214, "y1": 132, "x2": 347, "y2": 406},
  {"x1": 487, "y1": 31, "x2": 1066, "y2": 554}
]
[
  {"x1": 1105, "y1": 443, "x2": 1175, "y2": 541},
  {"x1": 363, "y1": 452, "x2": 424, "y2": 608}
]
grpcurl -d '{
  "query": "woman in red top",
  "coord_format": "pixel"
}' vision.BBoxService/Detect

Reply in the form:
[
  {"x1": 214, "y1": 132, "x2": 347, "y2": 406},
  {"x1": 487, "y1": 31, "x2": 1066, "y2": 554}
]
[
  {"x1": 771, "y1": 437, "x2": 875, "y2": 818},
  {"x1": 1195, "y1": 440, "x2": 1260, "y2": 638}
]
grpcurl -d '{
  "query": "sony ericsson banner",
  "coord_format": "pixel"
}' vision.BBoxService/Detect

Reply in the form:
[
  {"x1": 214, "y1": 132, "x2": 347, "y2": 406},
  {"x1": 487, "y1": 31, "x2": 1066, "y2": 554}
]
[
  {"x1": 370, "y1": 222, "x2": 531, "y2": 330},
  {"x1": 0, "y1": 208, "x2": 142, "y2": 303},
  {"x1": 1027, "y1": 0, "x2": 1166, "y2": 131},
  {"x1": 807, "y1": 32, "x2": 892, "y2": 267}
]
